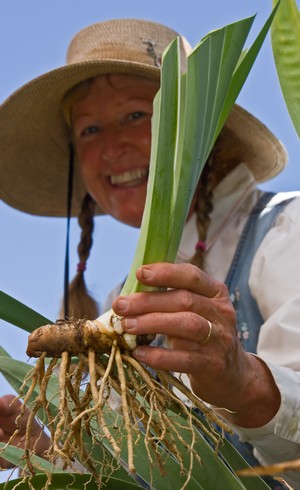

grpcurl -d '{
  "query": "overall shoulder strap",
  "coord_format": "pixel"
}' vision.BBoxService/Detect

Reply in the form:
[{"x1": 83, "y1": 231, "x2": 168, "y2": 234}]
[{"x1": 225, "y1": 191, "x2": 296, "y2": 353}]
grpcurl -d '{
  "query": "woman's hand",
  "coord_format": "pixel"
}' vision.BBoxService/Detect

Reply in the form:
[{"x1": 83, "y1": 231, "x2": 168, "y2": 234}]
[
  {"x1": 113, "y1": 262, "x2": 280, "y2": 428},
  {"x1": 0, "y1": 394, "x2": 49, "y2": 468}
]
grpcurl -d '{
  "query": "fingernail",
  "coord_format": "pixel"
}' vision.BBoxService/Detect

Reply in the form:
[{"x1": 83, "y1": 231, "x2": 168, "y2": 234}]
[
  {"x1": 116, "y1": 297, "x2": 129, "y2": 311},
  {"x1": 124, "y1": 317, "x2": 137, "y2": 331},
  {"x1": 141, "y1": 267, "x2": 152, "y2": 280},
  {"x1": 133, "y1": 346, "x2": 146, "y2": 360}
]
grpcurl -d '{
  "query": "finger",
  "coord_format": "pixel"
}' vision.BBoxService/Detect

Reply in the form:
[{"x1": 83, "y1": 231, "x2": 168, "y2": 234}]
[
  {"x1": 0, "y1": 395, "x2": 19, "y2": 416},
  {"x1": 132, "y1": 345, "x2": 211, "y2": 375},
  {"x1": 113, "y1": 289, "x2": 213, "y2": 317},
  {"x1": 0, "y1": 456, "x2": 13, "y2": 470},
  {"x1": 122, "y1": 311, "x2": 214, "y2": 344},
  {"x1": 136, "y1": 262, "x2": 220, "y2": 297}
]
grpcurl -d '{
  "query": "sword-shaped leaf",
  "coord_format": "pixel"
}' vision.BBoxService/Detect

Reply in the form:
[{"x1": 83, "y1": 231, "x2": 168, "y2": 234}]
[{"x1": 271, "y1": 0, "x2": 300, "y2": 136}]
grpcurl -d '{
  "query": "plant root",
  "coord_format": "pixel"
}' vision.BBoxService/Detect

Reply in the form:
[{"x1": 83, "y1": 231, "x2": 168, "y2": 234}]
[
  {"x1": 237, "y1": 458, "x2": 300, "y2": 477},
  {"x1": 2, "y1": 317, "x2": 233, "y2": 490}
]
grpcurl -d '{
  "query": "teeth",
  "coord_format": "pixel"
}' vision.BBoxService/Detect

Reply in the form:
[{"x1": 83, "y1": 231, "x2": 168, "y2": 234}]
[{"x1": 110, "y1": 169, "x2": 148, "y2": 187}]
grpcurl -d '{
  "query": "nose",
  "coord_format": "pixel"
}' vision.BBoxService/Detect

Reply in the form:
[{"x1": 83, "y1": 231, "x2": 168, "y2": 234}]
[{"x1": 101, "y1": 125, "x2": 128, "y2": 162}]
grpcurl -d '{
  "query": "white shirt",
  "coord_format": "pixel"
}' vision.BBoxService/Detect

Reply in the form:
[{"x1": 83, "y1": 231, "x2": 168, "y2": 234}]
[{"x1": 178, "y1": 163, "x2": 300, "y2": 487}]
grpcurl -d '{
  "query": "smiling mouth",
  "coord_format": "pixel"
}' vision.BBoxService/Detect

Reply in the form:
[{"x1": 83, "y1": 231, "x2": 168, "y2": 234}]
[{"x1": 110, "y1": 168, "x2": 149, "y2": 188}]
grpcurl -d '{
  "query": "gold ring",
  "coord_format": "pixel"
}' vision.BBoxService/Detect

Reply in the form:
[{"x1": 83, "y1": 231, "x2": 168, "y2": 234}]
[{"x1": 201, "y1": 320, "x2": 213, "y2": 344}]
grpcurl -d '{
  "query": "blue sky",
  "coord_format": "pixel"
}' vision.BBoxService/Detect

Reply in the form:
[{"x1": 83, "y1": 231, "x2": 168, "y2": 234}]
[{"x1": 0, "y1": 0, "x2": 299, "y2": 399}]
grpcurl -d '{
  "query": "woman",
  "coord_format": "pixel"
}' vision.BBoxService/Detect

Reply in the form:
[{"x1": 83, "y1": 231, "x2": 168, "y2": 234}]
[{"x1": 0, "y1": 19, "x2": 299, "y2": 488}]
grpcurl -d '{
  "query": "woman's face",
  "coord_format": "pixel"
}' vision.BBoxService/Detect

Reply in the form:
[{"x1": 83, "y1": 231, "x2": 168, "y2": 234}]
[{"x1": 72, "y1": 74, "x2": 159, "y2": 227}]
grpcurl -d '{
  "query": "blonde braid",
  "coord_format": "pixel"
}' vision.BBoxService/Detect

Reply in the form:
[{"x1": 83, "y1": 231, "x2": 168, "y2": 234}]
[
  {"x1": 190, "y1": 127, "x2": 242, "y2": 270},
  {"x1": 190, "y1": 155, "x2": 215, "y2": 270},
  {"x1": 60, "y1": 193, "x2": 99, "y2": 319}
]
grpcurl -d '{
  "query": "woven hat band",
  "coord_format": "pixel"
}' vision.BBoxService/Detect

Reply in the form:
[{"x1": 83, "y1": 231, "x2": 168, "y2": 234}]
[{"x1": 69, "y1": 43, "x2": 162, "y2": 67}]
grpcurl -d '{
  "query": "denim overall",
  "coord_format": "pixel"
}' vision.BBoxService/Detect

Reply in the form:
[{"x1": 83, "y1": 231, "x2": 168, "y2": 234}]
[{"x1": 224, "y1": 191, "x2": 296, "y2": 489}]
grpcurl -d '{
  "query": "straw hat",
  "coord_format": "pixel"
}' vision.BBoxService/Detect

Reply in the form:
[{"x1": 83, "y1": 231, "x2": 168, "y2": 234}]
[{"x1": 0, "y1": 18, "x2": 287, "y2": 217}]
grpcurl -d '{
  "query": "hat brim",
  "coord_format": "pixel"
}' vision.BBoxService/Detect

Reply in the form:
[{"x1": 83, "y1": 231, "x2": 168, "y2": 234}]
[{"x1": 0, "y1": 59, "x2": 287, "y2": 217}]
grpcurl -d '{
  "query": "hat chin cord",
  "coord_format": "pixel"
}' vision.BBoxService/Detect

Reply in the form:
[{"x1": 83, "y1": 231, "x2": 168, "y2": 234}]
[{"x1": 64, "y1": 144, "x2": 74, "y2": 318}]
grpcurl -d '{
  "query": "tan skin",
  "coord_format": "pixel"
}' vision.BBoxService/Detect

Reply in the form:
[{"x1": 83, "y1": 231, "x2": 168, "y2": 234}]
[
  {"x1": 72, "y1": 74, "x2": 158, "y2": 227},
  {"x1": 0, "y1": 73, "x2": 280, "y2": 466},
  {"x1": 0, "y1": 396, "x2": 49, "y2": 468}
]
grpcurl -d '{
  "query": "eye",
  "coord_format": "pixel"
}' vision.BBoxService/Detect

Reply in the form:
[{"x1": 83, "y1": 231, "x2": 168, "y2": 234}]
[
  {"x1": 80, "y1": 125, "x2": 100, "y2": 137},
  {"x1": 128, "y1": 111, "x2": 148, "y2": 122}
]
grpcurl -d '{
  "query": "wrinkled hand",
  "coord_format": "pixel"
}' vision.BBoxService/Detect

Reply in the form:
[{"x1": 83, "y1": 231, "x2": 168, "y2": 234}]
[
  {"x1": 113, "y1": 262, "x2": 280, "y2": 428},
  {"x1": 0, "y1": 394, "x2": 49, "y2": 469}
]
